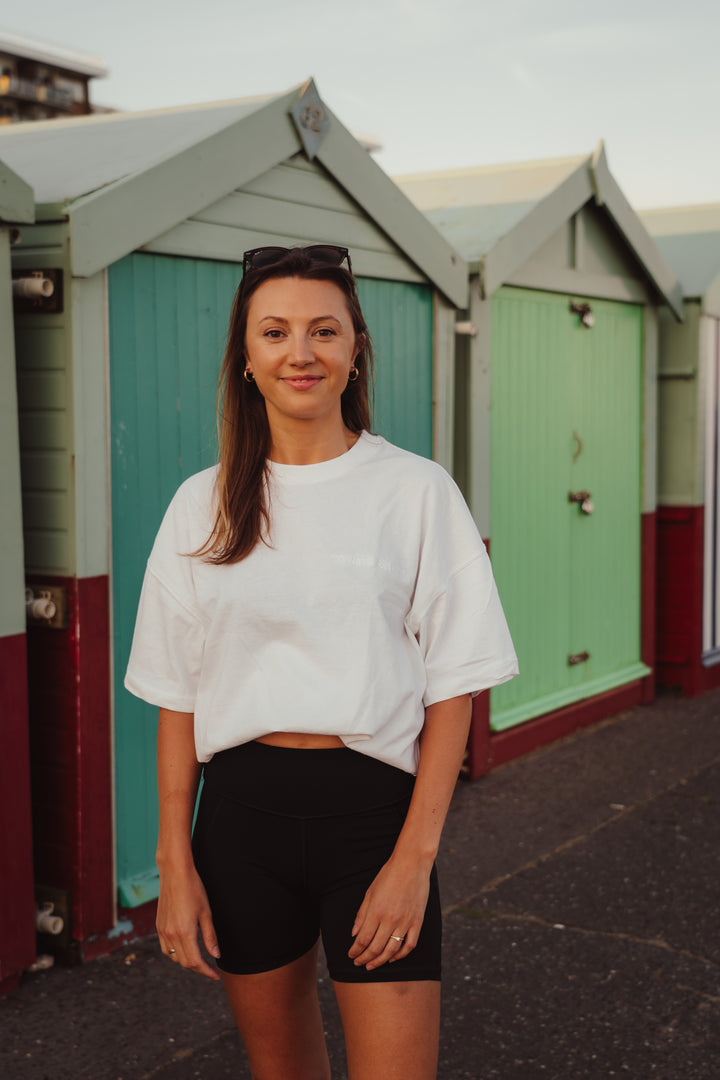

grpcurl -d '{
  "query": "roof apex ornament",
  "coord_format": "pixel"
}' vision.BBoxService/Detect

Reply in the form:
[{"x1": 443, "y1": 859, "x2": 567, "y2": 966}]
[
  {"x1": 590, "y1": 139, "x2": 607, "y2": 206},
  {"x1": 291, "y1": 79, "x2": 330, "y2": 160}
]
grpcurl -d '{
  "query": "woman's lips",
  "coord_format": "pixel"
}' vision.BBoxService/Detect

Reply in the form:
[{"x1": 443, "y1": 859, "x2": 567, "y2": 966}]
[{"x1": 282, "y1": 376, "x2": 323, "y2": 390}]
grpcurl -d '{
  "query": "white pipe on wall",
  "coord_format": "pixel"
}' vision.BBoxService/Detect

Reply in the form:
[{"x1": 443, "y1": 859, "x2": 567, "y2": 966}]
[{"x1": 12, "y1": 276, "x2": 54, "y2": 299}]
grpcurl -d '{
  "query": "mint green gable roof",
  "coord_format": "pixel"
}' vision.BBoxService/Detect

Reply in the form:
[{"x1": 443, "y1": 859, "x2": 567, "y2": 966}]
[
  {"x1": 397, "y1": 142, "x2": 682, "y2": 319},
  {"x1": 396, "y1": 154, "x2": 587, "y2": 259},
  {"x1": 0, "y1": 80, "x2": 467, "y2": 308},
  {"x1": 0, "y1": 96, "x2": 273, "y2": 205},
  {"x1": 640, "y1": 204, "x2": 720, "y2": 317}
]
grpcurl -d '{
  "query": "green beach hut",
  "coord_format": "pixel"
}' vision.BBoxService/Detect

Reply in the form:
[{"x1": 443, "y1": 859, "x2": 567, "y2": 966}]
[{"x1": 398, "y1": 144, "x2": 682, "y2": 776}]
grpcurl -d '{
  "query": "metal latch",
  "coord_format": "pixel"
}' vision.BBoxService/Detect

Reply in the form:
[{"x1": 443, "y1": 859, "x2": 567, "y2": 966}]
[
  {"x1": 569, "y1": 491, "x2": 594, "y2": 515},
  {"x1": 570, "y1": 301, "x2": 594, "y2": 328}
]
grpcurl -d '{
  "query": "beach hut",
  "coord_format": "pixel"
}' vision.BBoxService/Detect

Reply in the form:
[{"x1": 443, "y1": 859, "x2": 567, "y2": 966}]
[
  {"x1": 640, "y1": 204, "x2": 720, "y2": 696},
  {"x1": 397, "y1": 144, "x2": 682, "y2": 777},
  {"x1": 1, "y1": 79, "x2": 467, "y2": 954},
  {"x1": 0, "y1": 160, "x2": 35, "y2": 990}
]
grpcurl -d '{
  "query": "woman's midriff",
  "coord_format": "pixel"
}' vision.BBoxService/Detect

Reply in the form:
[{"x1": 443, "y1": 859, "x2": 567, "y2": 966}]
[{"x1": 254, "y1": 731, "x2": 345, "y2": 749}]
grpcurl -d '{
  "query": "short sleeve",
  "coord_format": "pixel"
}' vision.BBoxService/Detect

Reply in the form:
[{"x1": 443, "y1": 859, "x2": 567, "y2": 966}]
[
  {"x1": 406, "y1": 472, "x2": 518, "y2": 707},
  {"x1": 124, "y1": 567, "x2": 205, "y2": 711},
  {"x1": 124, "y1": 482, "x2": 209, "y2": 712}
]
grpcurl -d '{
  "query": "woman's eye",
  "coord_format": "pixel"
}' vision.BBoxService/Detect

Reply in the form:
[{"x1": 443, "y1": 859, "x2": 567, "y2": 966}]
[
  {"x1": 315, "y1": 327, "x2": 336, "y2": 338},
  {"x1": 264, "y1": 329, "x2": 285, "y2": 339}
]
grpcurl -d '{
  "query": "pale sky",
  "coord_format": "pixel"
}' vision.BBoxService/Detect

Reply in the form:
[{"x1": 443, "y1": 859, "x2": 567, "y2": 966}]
[{"x1": 3, "y1": 0, "x2": 719, "y2": 209}]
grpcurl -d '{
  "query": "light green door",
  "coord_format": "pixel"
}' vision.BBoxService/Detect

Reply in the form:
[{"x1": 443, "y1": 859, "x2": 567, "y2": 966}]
[
  {"x1": 489, "y1": 287, "x2": 648, "y2": 732},
  {"x1": 109, "y1": 253, "x2": 434, "y2": 906}
]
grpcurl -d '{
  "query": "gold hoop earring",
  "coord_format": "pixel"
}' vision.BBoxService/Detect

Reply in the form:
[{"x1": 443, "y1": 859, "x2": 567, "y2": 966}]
[
  {"x1": 348, "y1": 366, "x2": 359, "y2": 382},
  {"x1": 244, "y1": 368, "x2": 255, "y2": 383}
]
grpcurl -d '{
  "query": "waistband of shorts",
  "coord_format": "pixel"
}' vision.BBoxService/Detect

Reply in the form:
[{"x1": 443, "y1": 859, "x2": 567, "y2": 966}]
[{"x1": 202, "y1": 740, "x2": 414, "y2": 818}]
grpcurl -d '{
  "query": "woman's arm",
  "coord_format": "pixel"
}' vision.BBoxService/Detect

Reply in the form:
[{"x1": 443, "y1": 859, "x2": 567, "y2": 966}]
[
  {"x1": 156, "y1": 707, "x2": 221, "y2": 980},
  {"x1": 348, "y1": 693, "x2": 472, "y2": 970}
]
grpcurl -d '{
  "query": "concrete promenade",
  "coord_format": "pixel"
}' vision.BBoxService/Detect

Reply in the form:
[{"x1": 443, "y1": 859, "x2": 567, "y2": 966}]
[{"x1": 2, "y1": 687, "x2": 719, "y2": 1079}]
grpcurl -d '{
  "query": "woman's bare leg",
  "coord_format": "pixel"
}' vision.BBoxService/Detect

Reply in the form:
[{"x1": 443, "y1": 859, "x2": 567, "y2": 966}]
[
  {"x1": 221, "y1": 942, "x2": 330, "y2": 1080},
  {"x1": 333, "y1": 980, "x2": 440, "y2": 1080}
]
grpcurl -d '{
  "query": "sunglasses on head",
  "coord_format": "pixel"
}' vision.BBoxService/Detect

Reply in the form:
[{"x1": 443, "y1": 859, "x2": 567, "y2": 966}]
[{"x1": 242, "y1": 244, "x2": 352, "y2": 277}]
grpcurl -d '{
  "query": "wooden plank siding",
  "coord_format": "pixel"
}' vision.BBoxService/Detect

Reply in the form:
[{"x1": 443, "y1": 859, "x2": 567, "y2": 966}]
[
  {"x1": 145, "y1": 155, "x2": 425, "y2": 284},
  {"x1": 1, "y1": 230, "x2": 28, "y2": 636},
  {"x1": 488, "y1": 287, "x2": 647, "y2": 732},
  {"x1": 357, "y1": 276, "x2": 434, "y2": 458},
  {"x1": 702, "y1": 316, "x2": 720, "y2": 656},
  {"x1": 12, "y1": 220, "x2": 75, "y2": 575},
  {"x1": 0, "y1": 223, "x2": 36, "y2": 987},
  {"x1": 109, "y1": 253, "x2": 241, "y2": 905}
]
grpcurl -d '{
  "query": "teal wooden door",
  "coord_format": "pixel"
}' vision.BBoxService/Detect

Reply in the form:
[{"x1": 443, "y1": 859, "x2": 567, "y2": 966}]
[
  {"x1": 356, "y1": 277, "x2": 434, "y2": 458},
  {"x1": 489, "y1": 287, "x2": 648, "y2": 732},
  {"x1": 109, "y1": 254, "x2": 434, "y2": 905},
  {"x1": 109, "y1": 253, "x2": 241, "y2": 905}
]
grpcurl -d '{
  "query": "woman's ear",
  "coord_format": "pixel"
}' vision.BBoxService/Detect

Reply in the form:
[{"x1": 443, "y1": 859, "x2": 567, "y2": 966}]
[{"x1": 354, "y1": 332, "x2": 366, "y2": 361}]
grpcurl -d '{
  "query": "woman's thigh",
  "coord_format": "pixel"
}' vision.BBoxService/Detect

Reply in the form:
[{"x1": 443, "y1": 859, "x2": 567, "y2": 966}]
[
  {"x1": 333, "y1": 979, "x2": 441, "y2": 1080},
  {"x1": 221, "y1": 942, "x2": 331, "y2": 1080}
]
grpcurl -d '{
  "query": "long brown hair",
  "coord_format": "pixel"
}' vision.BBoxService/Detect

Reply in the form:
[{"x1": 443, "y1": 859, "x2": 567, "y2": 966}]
[{"x1": 195, "y1": 248, "x2": 374, "y2": 563}]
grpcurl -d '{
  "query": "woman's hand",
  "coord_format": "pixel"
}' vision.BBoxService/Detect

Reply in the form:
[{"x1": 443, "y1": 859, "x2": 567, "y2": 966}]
[
  {"x1": 155, "y1": 709, "x2": 219, "y2": 980},
  {"x1": 348, "y1": 850, "x2": 432, "y2": 971},
  {"x1": 348, "y1": 695, "x2": 472, "y2": 972},
  {"x1": 156, "y1": 857, "x2": 221, "y2": 981}
]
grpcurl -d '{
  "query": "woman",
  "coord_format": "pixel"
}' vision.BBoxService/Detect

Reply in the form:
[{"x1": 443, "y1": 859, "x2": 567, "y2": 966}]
[{"x1": 125, "y1": 244, "x2": 518, "y2": 1080}]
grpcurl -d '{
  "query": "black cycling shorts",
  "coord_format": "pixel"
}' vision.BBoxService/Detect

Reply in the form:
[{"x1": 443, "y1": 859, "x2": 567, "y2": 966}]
[{"x1": 191, "y1": 740, "x2": 441, "y2": 983}]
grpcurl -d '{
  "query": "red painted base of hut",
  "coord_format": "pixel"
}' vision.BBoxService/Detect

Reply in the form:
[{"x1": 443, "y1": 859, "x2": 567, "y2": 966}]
[
  {"x1": 466, "y1": 513, "x2": 656, "y2": 779},
  {"x1": 465, "y1": 680, "x2": 647, "y2": 779},
  {"x1": 655, "y1": 506, "x2": 720, "y2": 696},
  {"x1": 0, "y1": 632, "x2": 36, "y2": 987},
  {"x1": 78, "y1": 900, "x2": 159, "y2": 964},
  {"x1": 26, "y1": 574, "x2": 114, "y2": 944}
]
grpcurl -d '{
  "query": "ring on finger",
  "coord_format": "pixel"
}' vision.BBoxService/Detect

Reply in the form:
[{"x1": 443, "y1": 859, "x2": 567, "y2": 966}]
[
  {"x1": 389, "y1": 934, "x2": 405, "y2": 943},
  {"x1": 167, "y1": 948, "x2": 176, "y2": 955}
]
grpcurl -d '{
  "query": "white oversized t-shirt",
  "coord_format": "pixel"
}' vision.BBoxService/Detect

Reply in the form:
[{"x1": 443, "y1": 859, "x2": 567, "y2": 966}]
[{"x1": 124, "y1": 432, "x2": 518, "y2": 774}]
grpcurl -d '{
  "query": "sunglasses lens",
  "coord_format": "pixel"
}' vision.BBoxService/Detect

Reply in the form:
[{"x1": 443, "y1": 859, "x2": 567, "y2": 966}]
[
  {"x1": 303, "y1": 245, "x2": 350, "y2": 267},
  {"x1": 243, "y1": 245, "x2": 351, "y2": 274},
  {"x1": 245, "y1": 247, "x2": 292, "y2": 271}
]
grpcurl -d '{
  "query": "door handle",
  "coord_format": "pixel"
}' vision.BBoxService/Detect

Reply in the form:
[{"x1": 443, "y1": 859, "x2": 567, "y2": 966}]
[{"x1": 569, "y1": 491, "x2": 594, "y2": 515}]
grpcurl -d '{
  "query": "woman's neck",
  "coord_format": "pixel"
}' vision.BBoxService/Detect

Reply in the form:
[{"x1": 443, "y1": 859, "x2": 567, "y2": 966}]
[{"x1": 268, "y1": 418, "x2": 360, "y2": 466}]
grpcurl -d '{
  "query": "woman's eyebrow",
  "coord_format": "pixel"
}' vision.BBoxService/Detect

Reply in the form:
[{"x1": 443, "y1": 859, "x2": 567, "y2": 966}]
[{"x1": 257, "y1": 314, "x2": 342, "y2": 325}]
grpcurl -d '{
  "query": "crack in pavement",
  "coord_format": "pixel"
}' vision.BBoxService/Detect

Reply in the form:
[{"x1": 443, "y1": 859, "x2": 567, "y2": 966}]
[
  {"x1": 451, "y1": 909, "x2": 720, "y2": 971},
  {"x1": 443, "y1": 751, "x2": 720, "y2": 920},
  {"x1": 676, "y1": 984, "x2": 720, "y2": 1005},
  {"x1": 138, "y1": 1026, "x2": 239, "y2": 1079}
]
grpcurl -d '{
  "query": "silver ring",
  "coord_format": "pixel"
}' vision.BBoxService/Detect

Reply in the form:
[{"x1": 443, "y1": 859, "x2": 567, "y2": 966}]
[
  {"x1": 168, "y1": 948, "x2": 176, "y2": 954},
  {"x1": 389, "y1": 935, "x2": 404, "y2": 943}
]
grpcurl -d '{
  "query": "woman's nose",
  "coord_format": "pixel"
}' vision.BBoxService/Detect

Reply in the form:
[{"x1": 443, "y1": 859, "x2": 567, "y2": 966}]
[{"x1": 288, "y1": 338, "x2": 314, "y2": 366}]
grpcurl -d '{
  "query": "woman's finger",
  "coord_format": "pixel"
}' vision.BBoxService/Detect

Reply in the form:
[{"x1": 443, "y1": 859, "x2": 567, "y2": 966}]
[
  {"x1": 364, "y1": 928, "x2": 410, "y2": 971},
  {"x1": 199, "y1": 909, "x2": 221, "y2": 961},
  {"x1": 388, "y1": 925, "x2": 420, "y2": 963},
  {"x1": 160, "y1": 930, "x2": 220, "y2": 980},
  {"x1": 351, "y1": 920, "x2": 404, "y2": 967}
]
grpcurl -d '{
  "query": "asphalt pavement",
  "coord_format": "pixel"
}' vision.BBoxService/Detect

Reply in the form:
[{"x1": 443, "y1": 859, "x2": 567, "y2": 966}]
[{"x1": 2, "y1": 686, "x2": 719, "y2": 1079}]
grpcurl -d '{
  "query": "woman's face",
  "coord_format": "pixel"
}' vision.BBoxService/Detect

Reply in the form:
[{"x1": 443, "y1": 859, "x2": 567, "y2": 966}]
[{"x1": 244, "y1": 276, "x2": 360, "y2": 431}]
